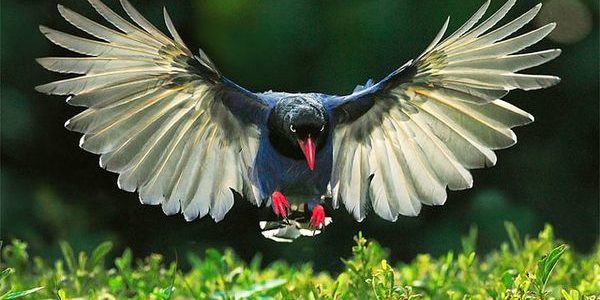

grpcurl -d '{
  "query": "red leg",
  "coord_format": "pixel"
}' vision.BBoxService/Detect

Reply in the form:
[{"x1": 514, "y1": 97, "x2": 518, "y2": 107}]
[
  {"x1": 310, "y1": 204, "x2": 326, "y2": 229},
  {"x1": 271, "y1": 192, "x2": 289, "y2": 218}
]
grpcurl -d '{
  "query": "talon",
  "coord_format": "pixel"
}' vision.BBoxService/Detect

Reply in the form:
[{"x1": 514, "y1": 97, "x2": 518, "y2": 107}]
[
  {"x1": 310, "y1": 204, "x2": 326, "y2": 229},
  {"x1": 271, "y1": 192, "x2": 289, "y2": 218}
]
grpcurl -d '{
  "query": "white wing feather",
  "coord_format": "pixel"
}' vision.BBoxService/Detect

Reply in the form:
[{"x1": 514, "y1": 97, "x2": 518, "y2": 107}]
[
  {"x1": 332, "y1": 1, "x2": 560, "y2": 221},
  {"x1": 37, "y1": 0, "x2": 262, "y2": 222}
]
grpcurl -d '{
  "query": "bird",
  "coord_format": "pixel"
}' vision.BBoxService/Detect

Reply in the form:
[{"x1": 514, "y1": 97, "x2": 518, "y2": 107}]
[{"x1": 37, "y1": 0, "x2": 560, "y2": 241}]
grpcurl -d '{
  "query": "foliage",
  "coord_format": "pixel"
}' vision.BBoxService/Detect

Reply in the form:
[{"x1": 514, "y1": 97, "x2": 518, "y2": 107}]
[{"x1": 1, "y1": 223, "x2": 598, "y2": 299}]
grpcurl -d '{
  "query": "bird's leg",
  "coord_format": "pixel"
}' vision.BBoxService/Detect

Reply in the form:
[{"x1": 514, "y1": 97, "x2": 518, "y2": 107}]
[
  {"x1": 308, "y1": 202, "x2": 326, "y2": 229},
  {"x1": 271, "y1": 191, "x2": 289, "y2": 218}
]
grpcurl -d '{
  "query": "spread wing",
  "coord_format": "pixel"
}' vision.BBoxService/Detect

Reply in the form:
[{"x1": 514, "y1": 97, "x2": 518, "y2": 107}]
[
  {"x1": 36, "y1": 0, "x2": 268, "y2": 222},
  {"x1": 327, "y1": 0, "x2": 560, "y2": 221}
]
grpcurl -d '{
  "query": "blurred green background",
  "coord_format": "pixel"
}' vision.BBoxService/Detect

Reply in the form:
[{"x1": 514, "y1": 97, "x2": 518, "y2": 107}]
[{"x1": 1, "y1": 0, "x2": 598, "y2": 272}]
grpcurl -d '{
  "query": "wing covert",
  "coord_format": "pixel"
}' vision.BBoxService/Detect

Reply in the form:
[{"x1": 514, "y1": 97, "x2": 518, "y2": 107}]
[
  {"x1": 329, "y1": 0, "x2": 560, "y2": 221},
  {"x1": 36, "y1": 0, "x2": 267, "y2": 222}
]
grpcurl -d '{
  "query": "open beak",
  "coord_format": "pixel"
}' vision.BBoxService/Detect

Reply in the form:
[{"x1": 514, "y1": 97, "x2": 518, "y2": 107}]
[{"x1": 297, "y1": 136, "x2": 316, "y2": 171}]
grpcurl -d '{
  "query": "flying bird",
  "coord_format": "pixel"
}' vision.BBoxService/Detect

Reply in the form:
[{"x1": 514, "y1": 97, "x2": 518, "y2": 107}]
[{"x1": 37, "y1": 0, "x2": 560, "y2": 241}]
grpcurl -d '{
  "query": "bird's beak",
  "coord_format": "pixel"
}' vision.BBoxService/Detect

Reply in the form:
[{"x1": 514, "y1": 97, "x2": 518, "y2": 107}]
[{"x1": 298, "y1": 136, "x2": 316, "y2": 171}]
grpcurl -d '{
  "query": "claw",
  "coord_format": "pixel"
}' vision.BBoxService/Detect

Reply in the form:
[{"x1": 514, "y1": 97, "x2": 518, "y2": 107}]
[
  {"x1": 271, "y1": 192, "x2": 289, "y2": 218},
  {"x1": 310, "y1": 204, "x2": 326, "y2": 229}
]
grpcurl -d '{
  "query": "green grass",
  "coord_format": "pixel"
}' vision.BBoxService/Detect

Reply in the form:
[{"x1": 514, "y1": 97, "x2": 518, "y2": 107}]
[{"x1": 1, "y1": 223, "x2": 598, "y2": 299}]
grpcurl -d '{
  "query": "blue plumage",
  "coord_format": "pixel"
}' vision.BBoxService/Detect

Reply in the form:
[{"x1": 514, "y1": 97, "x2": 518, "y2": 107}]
[
  {"x1": 254, "y1": 130, "x2": 333, "y2": 203},
  {"x1": 229, "y1": 66, "x2": 415, "y2": 208},
  {"x1": 251, "y1": 92, "x2": 335, "y2": 205}
]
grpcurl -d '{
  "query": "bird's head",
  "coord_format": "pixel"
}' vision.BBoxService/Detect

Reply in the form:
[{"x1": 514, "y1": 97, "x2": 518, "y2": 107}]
[{"x1": 268, "y1": 96, "x2": 329, "y2": 170}]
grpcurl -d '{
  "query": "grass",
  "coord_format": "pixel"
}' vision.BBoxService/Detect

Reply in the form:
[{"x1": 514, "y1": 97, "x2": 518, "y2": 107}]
[{"x1": 1, "y1": 223, "x2": 598, "y2": 299}]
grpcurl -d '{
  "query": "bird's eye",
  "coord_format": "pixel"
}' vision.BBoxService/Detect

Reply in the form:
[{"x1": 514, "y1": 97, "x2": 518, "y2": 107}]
[
  {"x1": 290, "y1": 124, "x2": 297, "y2": 133},
  {"x1": 320, "y1": 125, "x2": 325, "y2": 132}
]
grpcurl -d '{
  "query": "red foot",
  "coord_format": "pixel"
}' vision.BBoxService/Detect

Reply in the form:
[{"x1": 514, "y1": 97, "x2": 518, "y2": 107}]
[
  {"x1": 272, "y1": 192, "x2": 289, "y2": 218},
  {"x1": 310, "y1": 204, "x2": 326, "y2": 229}
]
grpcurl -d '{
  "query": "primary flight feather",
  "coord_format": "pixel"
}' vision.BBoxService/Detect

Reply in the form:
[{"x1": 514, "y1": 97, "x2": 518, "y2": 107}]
[{"x1": 37, "y1": 0, "x2": 560, "y2": 242}]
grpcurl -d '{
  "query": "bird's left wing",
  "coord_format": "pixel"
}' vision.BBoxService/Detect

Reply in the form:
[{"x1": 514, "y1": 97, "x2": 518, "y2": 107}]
[
  {"x1": 36, "y1": 0, "x2": 268, "y2": 222},
  {"x1": 326, "y1": 0, "x2": 560, "y2": 221}
]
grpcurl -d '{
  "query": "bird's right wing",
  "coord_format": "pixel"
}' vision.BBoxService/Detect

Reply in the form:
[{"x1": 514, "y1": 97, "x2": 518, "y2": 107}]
[{"x1": 36, "y1": 0, "x2": 268, "y2": 222}]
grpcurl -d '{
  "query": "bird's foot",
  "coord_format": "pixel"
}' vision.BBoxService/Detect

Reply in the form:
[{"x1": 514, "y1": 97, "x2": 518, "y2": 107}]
[
  {"x1": 310, "y1": 204, "x2": 326, "y2": 229},
  {"x1": 271, "y1": 191, "x2": 289, "y2": 218}
]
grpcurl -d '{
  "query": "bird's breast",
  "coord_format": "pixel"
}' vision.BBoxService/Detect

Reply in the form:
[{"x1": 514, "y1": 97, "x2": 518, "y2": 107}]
[{"x1": 254, "y1": 135, "x2": 333, "y2": 202}]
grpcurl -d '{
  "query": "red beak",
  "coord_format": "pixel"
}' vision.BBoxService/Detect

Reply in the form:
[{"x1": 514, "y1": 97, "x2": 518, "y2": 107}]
[{"x1": 298, "y1": 136, "x2": 316, "y2": 171}]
